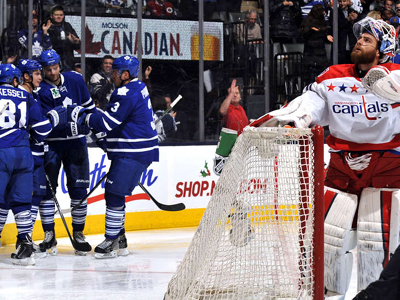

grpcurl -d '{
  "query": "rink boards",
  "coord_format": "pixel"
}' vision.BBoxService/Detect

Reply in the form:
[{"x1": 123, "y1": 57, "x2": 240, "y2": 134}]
[{"x1": 1, "y1": 144, "x2": 330, "y2": 245}]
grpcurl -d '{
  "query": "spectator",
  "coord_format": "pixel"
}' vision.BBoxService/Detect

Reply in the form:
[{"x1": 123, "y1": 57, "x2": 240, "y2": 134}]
[
  {"x1": 367, "y1": 9, "x2": 383, "y2": 19},
  {"x1": 329, "y1": 0, "x2": 361, "y2": 64},
  {"x1": 390, "y1": 16, "x2": 400, "y2": 63},
  {"x1": 235, "y1": 9, "x2": 263, "y2": 44},
  {"x1": 152, "y1": 96, "x2": 176, "y2": 143},
  {"x1": 300, "y1": 4, "x2": 333, "y2": 84},
  {"x1": 165, "y1": 94, "x2": 189, "y2": 141},
  {"x1": 270, "y1": 0, "x2": 302, "y2": 43},
  {"x1": 90, "y1": 55, "x2": 115, "y2": 110},
  {"x1": 47, "y1": 5, "x2": 81, "y2": 71},
  {"x1": 98, "y1": 0, "x2": 135, "y2": 14},
  {"x1": 218, "y1": 79, "x2": 249, "y2": 136},
  {"x1": 395, "y1": 0, "x2": 400, "y2": 17},
  {"x1": 18, "y1": 11, "x2": 52, "y2": 60},
  {"x1": 383, "y1": 0, "x2": 395, "y2": 10},
  {"x1": 382, "y1": 8, "x2": 396, "y2": 22},
  {"x1": 145, "y1": 0, "x2": 176, "y2": 17},
  {"x1": 142, "y1": 65, "x2": 153, "y2": 96}
]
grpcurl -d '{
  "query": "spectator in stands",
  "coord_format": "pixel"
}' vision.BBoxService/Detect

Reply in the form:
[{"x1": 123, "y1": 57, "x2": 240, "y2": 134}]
[
  {"x1": 98, "y1": 0, "x2": 135, "y2": 14},
  {"x1": 382, "y1": 8, "x2": 396, "y2": 22},
  {"x1": 165, "y1": 94, "x2": 189, "y2": 141},
  {"x1": 383, "y1": 0, "x2": 395, "y2": 10},
  {"x1": 395, "y1": 0, "x2": 400, "y2": 17},
  {"x1": 18, "y1": 10, "x2": 52, "y2": 60},
  {"x1": 269, "y1": 0, "x2": 302, "y2": 43},
  {"x1": 300, "y1": 4, "x2": 333, "y2": 84},
  {"x1": 367, "y1": 9, "x2": 383, "y2": 19},
  {"x1": 235, "y1": 9, "x2": 263, "y2": 44},
  {"x1": 152, "y1": 96, "x2": 176, "y2": 143},
  {"x1": 90, "y1": 55, "x2": 115, "y2": 110},
  {"x1": 47, "y1": 5, "x2": 81, "y2": 71},
  {"x1": 142, "y1": 65, "x2": 153, "y2": 96},
  {"x1": 145, "y1": 0, "x2": 176, "y2": 17},
  {"x1": 329, "y1": 0, "x2": 361, "y2": 64},
  {"x1": 219, "y1": 79, "x2": 249, "y2": 136}
]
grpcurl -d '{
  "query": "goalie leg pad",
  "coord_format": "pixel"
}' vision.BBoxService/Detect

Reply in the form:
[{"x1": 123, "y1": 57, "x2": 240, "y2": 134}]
[
  {"x1": 324, "y1": 187, "x2": 358, "y2": 295},
  {"x1": 357, "y1": 188, "x2": 400, "y2": 290}
]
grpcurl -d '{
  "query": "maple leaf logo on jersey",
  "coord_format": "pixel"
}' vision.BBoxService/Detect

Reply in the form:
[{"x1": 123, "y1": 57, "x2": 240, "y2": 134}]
[
  {"x1": 117, "y1": 86, "x2": 129, "y2": 96},
  {"x1": 76, "y1": 25, "x2": 103, "y2": 55}
]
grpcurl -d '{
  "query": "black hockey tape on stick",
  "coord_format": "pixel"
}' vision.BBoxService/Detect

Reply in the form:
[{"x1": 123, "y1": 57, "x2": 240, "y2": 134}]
[
  {"x1": 45, "y1": 174, "x2": 79, "y2": 250},
  {"x1": 57, "y1": 173, "x2": 108, "y2": 215},
  {"x1": 137, "y1": 182, "x2": 185, "y2": 211},
  {"x1": 155, "y1": 94, "x2": 182, "y2": 125}
]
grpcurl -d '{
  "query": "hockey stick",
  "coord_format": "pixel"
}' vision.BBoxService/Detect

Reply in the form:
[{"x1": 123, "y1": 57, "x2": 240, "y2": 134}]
[
  {"x1": 56, "y1": 172, "x2": 108, "y2": 215},
  {"x1": 137, "y1": 182, "x2": 185, "y2": 211},
  {"x1": 155, "y1": 94, "x2": 182, "y2": 124},
  {"x1": 45, "y1": 174, "x2": 80, "y2": 250},
  {"x1": 0, "y1": 102, "x2": 9, "y2": 116}
]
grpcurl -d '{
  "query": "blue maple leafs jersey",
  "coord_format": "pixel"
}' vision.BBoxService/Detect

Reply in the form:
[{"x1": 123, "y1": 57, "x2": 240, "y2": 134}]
[
  {"x1": 87, "y1": 79, "x2": 159, "y2": 163},
  {"x1": 37, "y1": 71, "x2": 95, "y2": 142},
  {"x1": 0, "y1": 84, "x2": 52, "y2": 149}
]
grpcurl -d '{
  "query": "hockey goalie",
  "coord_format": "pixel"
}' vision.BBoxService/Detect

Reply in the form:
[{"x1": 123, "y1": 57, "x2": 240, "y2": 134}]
[{"x1": 251, "y1": 17, "x2": 400, "y2": 299}]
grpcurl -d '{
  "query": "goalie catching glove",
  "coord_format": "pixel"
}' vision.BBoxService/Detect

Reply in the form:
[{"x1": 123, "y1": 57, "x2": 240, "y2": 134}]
[
  {"x1": 362, "y1": 65, "x2": 400, "y2": 103},
  {"x1": 250, "y1": 96, "x2": 312, "y2": 128}
]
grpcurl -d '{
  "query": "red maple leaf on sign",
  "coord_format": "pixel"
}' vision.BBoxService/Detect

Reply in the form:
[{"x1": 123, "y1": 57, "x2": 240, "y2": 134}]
[{"x1": 76, "y1": 24, "x2": 103, "y2": 55}]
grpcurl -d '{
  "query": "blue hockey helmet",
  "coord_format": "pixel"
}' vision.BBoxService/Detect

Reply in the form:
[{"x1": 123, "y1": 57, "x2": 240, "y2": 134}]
[
  {"x1": 112, "y1": 55, "x2": 139, "y2": 78},
  {"x1": 39, "y1": 49, "x2": 61, "y2": 67},
  {"x1": 0, "y1": 64, "x2": 22, "y2": 84},
  {"x1": 17, "y1": 59, "x2": 42, "y2": 76}
]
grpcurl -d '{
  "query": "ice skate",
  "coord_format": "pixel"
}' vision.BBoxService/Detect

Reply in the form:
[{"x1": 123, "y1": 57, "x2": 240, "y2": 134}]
[
  {"x1": 39, "y1": 229, "x2": 58, "y2": 255},
  {"x1": 16, "y1": 236, "x2": 47, "y2": 258},
  {"x1": 94, "y1": 237, "x2": 118, "y2": 259},
  {"x1": 11, "y1": 235, "x2": 35, "y2": 266},
  {"x1": 118, "y1": 233, "x2": 129, "y2": 256},
  {"x1": 73, "y1": 231, "x2": 92, "y2": 256}
]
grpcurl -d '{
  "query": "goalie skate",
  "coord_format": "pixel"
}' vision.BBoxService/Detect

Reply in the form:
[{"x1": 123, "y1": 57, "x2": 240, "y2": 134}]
[
  {"x1": 73, "y1": 231, "x2": 92, "y2": 256},
  {"x1": 11, "y1": 235, "x2": 35, "y2": 266},
  {"x1": 39, "y1": 229, "x2": 58, "y2": 256},
  {"x1": 94, "y1": 238, "x2": 118, "y2": 259}
]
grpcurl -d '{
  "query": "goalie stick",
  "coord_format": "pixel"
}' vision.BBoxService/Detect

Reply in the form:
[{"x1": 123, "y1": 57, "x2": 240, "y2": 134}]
[
  {"x1": 62, "y1": 96, "x2": 185, "y2": 213},
  {"x1": 45, "y1": 174, "x2": 91, "y2": 252}
]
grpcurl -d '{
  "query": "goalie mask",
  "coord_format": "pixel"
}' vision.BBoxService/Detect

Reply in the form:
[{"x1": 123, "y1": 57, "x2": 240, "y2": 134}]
[{"x1": 353, "y1": 17, "x2": 398, "y2": 62}]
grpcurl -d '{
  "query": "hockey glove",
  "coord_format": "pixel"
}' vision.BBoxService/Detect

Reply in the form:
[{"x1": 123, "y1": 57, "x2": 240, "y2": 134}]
[
  {"x1": 47, "y1": 106, "x2": 67, "y2": 128},
  {"x1": 362, "y1": 66, "x2": 400, "y2": 103},
  {"x1": 65, "y1": 122, "x2": 90, "y2": 137},
  {"x1": 91, "y1": 129, "x2": 107, "y2": 152},
  {"x1": 67, "y1": 105, "x2": 88, "y2": 125}
]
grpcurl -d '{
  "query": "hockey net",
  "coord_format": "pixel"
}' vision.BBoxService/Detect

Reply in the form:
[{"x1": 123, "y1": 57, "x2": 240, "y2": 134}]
[{"x1": 165, "y1": 126, "x2": 325, "y2": 300}]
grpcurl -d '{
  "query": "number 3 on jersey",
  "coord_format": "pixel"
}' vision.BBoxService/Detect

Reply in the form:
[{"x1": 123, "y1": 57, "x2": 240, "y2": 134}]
[{"x1": 0, "y1": 99, "x2": 27, "y2": 129}]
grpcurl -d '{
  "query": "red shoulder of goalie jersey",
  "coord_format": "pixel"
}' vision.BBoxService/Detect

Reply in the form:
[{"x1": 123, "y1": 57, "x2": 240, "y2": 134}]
[{"x1": 316, "y1": 63, "x2": 400, "y2": 84}]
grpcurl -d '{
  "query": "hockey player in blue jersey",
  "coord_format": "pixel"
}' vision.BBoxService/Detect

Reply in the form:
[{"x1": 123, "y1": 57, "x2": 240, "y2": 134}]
[
  {"x1": 0, "y1": 64, "x2": 66, "y2": 265},
  {"x1": 36, "y1": 49, "x2": 95, "y2": 255},
  {"x1": 80, "y1": 55, "x2": 159, "y2": 258}
]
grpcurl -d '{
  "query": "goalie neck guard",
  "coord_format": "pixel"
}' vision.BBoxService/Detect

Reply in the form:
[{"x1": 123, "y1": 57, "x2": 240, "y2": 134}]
[{"x1": 353, "y1": 17, "x2": 398, "y2": 60}]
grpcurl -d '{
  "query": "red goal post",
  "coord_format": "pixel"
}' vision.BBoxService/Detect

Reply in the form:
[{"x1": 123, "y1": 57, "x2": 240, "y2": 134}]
[{"x1": 165, "y1": 125, "x2": 325, "y2": 300}]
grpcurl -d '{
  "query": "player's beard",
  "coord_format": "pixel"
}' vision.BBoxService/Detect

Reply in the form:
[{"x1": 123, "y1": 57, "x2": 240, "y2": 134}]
[{"x1": 351, "y1": 47, "x2": 377, "y2": 64}]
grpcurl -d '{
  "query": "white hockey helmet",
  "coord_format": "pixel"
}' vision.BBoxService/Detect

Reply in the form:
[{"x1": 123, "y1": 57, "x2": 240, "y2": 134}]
[{"x1": 353, "y1": 17, "x2": 398, "y2": 60}]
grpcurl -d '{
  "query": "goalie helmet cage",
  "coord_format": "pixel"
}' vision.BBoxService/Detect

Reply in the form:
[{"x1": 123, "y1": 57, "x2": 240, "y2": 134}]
[{"x1": 165, "y1": 126, "x2": 325, "y2": 300}]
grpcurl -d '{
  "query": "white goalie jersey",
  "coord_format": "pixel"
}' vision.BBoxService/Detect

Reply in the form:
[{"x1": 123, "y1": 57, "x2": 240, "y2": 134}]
[{"x1": 269, "y1": 63, "x2": 400, "y2": 152}]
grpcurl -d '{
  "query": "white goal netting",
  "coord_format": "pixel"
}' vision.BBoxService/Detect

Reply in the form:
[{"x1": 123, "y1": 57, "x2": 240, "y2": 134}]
[{"x1": 165, "y1": 126, "x2": 324, "y2": 300}]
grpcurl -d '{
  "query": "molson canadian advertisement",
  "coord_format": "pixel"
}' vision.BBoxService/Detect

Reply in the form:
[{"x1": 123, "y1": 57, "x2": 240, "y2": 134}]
[{"x1": 65, "y1": 16, "x2": 224, "y2": 61}]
